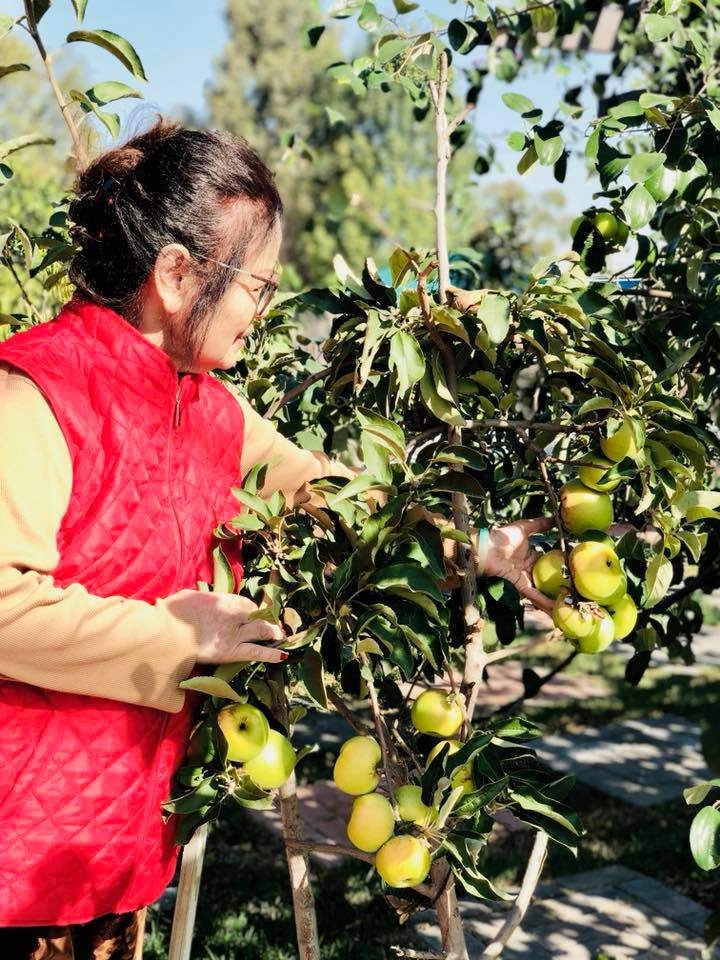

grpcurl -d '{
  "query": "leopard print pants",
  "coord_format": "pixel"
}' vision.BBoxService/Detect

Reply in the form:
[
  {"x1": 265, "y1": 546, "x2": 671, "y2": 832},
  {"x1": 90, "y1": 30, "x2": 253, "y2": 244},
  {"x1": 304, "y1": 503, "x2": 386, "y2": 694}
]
[{"x1": 0, "y1": 909, "x2": 142, "y2": 959}]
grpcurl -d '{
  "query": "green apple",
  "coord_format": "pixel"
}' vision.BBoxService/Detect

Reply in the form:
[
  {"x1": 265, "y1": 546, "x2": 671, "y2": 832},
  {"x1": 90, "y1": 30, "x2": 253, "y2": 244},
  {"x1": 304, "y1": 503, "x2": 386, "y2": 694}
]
[
  {"x1": 569, "y1": 541, "x2": 625, "y2": 603},
  {"x1": 333, "y1": 736, "x2": 382, "y2": 795},
  {"x1": 395, "y1": 785, "x2": 437, "y2": 827},
  {"x1": 593, "y1": 210, "x2": 629, "y2": 245},
  {"x1": 552, "y1": 589, "x2": 598, "y2": 640},
  {"x1": 346, "y1": 793, "x2": 395, "y2": 853},
  {"x1": 578, "y1": 453, "x2": 622, "y2": 492},
  {"x1": 532, "y1": 548, "x2": 569, "y2": 599},
  {"x1": 426, "y1": 739, "x2": 462, "y2": 765},
  {"x1": 411, "y1": 690, "x2": 464, "y2": 738},
  {"x1": 606, "y1": 592, "x2": 638, "y2": 640},
  {"x1": 217, "y1": 703, "x2": 270, "y2": 763},
  {"x1": 244, "y1": 729, "x2": 297, "y2": 790},
  {"x1": 560, "y1": 479, "x2": 613, "y2": 534},
  {"x1": 374, "y1": 835, "x2": 431, "y2": 888},
  {"x1": 600, "y1": 421, "x2": 638, "y2": 463},
  {"x1": 572, "y1": 608, "x2": 615, "y2": 653}
]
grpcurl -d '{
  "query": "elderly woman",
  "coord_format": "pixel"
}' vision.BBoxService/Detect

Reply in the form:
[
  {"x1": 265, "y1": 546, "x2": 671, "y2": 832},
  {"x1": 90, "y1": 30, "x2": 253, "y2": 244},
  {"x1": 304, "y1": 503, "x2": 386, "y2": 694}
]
[{"x1": 0, "y1": 119, "x2": 549, "y2": 959}]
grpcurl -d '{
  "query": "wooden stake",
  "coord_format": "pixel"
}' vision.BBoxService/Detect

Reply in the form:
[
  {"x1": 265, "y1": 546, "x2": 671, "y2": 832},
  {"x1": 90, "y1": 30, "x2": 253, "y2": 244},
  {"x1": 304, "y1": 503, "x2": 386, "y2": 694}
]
[{"x1": 168, "y1": 823, "x2": 208, "y2": 960}]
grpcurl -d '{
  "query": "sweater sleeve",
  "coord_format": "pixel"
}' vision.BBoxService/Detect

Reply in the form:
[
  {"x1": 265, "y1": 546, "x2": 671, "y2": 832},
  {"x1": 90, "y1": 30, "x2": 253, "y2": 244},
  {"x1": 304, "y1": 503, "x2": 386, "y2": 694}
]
[
  {"x1": 0, "y1": 362, "x2": 203, "y2": 713},
  {"x1": 238, "y1": 398, "x2": 357, "y2": 505}
]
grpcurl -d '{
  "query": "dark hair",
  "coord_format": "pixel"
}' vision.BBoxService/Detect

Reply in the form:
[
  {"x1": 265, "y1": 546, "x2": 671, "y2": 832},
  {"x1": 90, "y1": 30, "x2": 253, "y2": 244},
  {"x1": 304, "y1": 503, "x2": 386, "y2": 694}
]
[{"x1": 68, "y1": 118, "x2": 283, "y2": 330}]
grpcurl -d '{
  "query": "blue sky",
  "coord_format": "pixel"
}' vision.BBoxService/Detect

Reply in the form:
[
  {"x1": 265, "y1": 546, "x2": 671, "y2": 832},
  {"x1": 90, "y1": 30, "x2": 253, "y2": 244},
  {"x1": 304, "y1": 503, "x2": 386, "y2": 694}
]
[{"x1": 8, "y1": 0, "x2": 603, "y2": 212}]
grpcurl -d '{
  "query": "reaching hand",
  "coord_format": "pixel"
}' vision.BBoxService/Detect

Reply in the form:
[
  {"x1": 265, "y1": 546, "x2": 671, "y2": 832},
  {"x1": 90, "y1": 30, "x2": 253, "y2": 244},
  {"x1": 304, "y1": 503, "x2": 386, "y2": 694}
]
[
  {"x1": 164, "y1": 589, "x2": 287, "y2": 665},
  {"x1": 481, "y1": 517, "x2": 555, "y2": 615}
]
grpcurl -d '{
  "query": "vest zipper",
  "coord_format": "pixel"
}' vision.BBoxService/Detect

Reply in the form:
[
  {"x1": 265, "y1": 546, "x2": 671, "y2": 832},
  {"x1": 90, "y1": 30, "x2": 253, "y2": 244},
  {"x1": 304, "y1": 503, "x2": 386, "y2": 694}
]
[{"x1": 174, "y1": 382, "x2": 182, "y2": 428}]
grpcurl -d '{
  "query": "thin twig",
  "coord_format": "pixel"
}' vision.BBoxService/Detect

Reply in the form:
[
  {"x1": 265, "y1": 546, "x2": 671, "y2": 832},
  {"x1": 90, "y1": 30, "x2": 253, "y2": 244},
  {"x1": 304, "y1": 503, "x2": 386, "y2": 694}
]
[
  {"x1": 464, "y1": 418, "x2": 601, "y2": 434},
  {"x1": 479, "y1": 832, "x2": 549, "y2": 958},
  {"x1": 3, "y1": 258, "x2": 43, "y2": 324},
  {"x1": 264, "y1": 367, "x2": 332, "y2": 420},
  {"x1": 23, "y1": 0, "x2": 87, "y2": 169},
  {"x1": 285, "y1": 839, "x2": 375, "y2": 866},
  {"x1": 360, "y1": 653, "x2": 398, "y2": 806},
  {"x1": 327, "y1": 689, "x2": 375, "y2": 736},
  {"x1": 492, "y1": 650, "x2": 577, "y2": 717}
]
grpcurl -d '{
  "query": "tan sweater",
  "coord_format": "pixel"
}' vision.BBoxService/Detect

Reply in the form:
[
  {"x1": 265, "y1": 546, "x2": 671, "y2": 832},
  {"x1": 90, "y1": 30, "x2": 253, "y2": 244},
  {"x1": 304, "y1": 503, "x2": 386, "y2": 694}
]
[{"x1": 0, "y1": 362, "x2": 354, "y2": 713}]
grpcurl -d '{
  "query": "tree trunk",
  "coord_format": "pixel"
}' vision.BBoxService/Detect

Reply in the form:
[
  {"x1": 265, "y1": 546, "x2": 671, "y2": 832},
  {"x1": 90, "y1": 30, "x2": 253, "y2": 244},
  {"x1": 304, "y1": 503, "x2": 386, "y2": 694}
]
[
  {"x1": 430, "y1": 860, "x2": 469, "y2": 960},
  {"x1": 268, "y1": 666, "x2": 321, "y2": 960}
]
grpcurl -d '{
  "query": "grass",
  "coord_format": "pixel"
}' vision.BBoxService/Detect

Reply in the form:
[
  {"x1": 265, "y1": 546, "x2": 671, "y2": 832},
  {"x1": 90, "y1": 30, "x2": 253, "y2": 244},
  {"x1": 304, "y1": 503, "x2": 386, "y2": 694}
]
[{"x1": 143, "y1": 632, "x2": 720, "y2": 957}]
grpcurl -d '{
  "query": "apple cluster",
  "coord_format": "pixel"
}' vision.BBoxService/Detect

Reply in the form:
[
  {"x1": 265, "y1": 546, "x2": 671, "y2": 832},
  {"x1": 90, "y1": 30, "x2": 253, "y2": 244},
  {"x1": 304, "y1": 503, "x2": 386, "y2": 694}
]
[
  {"x1": 215, "y1": 703, "x2": 297, "y2": 790},
  {"x1": 331, "y1": 690, "x2": 471, "y2": 889},
  {"x1": 533, "y1": 422, "x2": 639, "y2": 653}
]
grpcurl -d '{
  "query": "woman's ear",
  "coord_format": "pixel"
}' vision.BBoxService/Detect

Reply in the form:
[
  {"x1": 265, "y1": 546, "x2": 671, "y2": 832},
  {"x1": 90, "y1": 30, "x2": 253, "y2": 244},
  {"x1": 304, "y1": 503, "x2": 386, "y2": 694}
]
[{"x1": 151, "y1": 244, "x2": 195, "y2": 314}]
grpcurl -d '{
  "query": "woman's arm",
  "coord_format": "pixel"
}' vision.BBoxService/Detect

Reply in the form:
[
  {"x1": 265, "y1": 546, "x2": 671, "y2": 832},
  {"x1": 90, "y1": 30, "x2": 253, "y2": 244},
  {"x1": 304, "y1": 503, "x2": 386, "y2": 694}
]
[{"x1": 0, "y1": 365, "x2": 205, "y2": 712}]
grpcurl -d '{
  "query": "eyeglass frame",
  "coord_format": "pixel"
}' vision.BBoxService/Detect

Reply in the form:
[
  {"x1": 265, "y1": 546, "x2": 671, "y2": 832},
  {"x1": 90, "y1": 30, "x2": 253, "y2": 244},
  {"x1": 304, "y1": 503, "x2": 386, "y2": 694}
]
[{"x1": 193, "y1": 253, "x2": 281, "y2": 318}]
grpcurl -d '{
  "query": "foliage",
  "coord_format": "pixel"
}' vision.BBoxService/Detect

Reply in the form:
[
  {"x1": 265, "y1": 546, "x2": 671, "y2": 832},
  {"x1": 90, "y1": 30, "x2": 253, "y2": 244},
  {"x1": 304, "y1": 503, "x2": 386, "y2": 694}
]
[{"x1": 206, "y1": 0, "x2": 564, "y2": 288}]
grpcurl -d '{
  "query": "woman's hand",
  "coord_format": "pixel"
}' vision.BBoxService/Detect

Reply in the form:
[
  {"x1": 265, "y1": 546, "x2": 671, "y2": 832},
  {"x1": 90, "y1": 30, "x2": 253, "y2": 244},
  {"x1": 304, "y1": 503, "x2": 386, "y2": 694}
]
[
  {"x1": 480, "y1": 517, "x2": 555, "y2": 615},
  {"x1": 164, "y1": 589, "x2": 287, "y2": 664}
]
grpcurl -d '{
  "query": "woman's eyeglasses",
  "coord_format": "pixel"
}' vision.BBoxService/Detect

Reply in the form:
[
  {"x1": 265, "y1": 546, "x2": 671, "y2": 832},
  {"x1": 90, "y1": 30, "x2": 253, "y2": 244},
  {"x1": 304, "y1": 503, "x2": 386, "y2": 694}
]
[{"x1": 193, "y1": 254, "x2": 281, "y2": 318}]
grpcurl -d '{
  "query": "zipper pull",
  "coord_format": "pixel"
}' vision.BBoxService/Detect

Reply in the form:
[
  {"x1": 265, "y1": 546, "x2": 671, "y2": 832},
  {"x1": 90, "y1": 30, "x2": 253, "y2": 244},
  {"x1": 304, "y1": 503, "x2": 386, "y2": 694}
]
[{"x1": 174, "y1": 383, "x2": 182, "y2": 428}]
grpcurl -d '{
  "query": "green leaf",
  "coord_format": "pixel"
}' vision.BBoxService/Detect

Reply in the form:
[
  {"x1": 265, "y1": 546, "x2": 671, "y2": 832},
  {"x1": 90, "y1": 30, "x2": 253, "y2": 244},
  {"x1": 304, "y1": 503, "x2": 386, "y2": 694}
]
[
  {"x1": 644, "y1": 13, "x2": 678, "y2": 41},
  {"x1": 509, "y1": 787, "x2": 581, "y2": 837},
  {"x1": 626, "y1": 152, "x2": 664, "y2": 184},
  {"x1": 66, "y1": 29, "x2": 147, "y2": 81},
  {"x1": 476, "y1": 293, "x2": 511, "y2": 344},
  {"x1": 677, "y1": 490, "x2": 720, "y2": 522},
  {"x1": 684, "y1": 781, "x2": 720, "y2": 806},
  {"x1": 370, "y1": 563, "x2": 444, "y2": 602},
  {"x1": 86, "y1": 80, "x2": 141, "y2": 105},
  {"x1": 393, "y1": 0, "x2": 419, "y2": 11},
  {"x1": 534, "y1": 133, "x2": 564, "y2": 167},
  {"x1": 299, "y1": 648, "x2": 328, "y2": 709},
  {"x1": 577, "y1": 397, "x2": 615, "y2": 416},
  {"x1": 358, "y1": 1, "x2": 382, "y2": 31},
  {"x1": 0, "y1": 134, "x2": 54, "y2": 161},
  {"x1": 517, "y1": 144, "x2": 538, "y2": 176},
  {"x1": 622, "y1": 184, "x2": 656, "y2": 230},
  {"x1": 71, "y1": 0, "x2": 88, "y2": 22},
  {"x1": 178, "y1": 676, "x2": 243, "y2": 702},
  {"x1": 389, "y1": 330, "x2": 426, "y2": 399},
  {"x1": 0, "y1": 63, "x2": 30, "y2": 80},
  {"x1": 507, "y1": 131, "x2": 526, "y2": 152},
  {"x1": 356, "y1": 408, "x2": 406, "y2": 461},
  {"x1": 642, "y1": 552, "x2": 673, "y2": 608},
  {"x1": 163, "y1": 777, "x2": 218, "y2": 814},
  {"x1": 420, "y1": 367, "x2": 464, "y2": 426},
  {"x1": 689, "y1": 806, "x2": 720, "y2": 871},
  {"x1": 502, "y1": 92, "x2": 535, "y2": 115},
  {"x1": 212, "y1": 544, "x2": 235, "y2": 594}
]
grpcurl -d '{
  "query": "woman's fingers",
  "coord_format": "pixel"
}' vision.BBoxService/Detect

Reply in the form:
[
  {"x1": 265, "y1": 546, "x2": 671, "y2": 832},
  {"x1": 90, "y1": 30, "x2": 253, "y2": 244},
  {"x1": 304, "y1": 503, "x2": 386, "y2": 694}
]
[
  {"x1": 513, "y1": 516, "x2": 554, "y2": 536},
  {"x1": 233, "y1": 642, "x2": 290, "y2": 663},
  {"x1": 514, "y1": 570, "x2": 555, "y2": 615},
  {"x1": 234, "y1": 620, "x2": 284, "y2": 643}
]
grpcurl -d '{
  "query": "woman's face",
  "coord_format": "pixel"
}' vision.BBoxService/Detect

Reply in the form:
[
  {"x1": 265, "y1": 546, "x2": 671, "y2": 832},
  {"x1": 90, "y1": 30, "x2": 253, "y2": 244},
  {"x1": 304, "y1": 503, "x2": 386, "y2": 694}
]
[{"x1": 192, "y1": 224, "x2": 283, "y2": 373}]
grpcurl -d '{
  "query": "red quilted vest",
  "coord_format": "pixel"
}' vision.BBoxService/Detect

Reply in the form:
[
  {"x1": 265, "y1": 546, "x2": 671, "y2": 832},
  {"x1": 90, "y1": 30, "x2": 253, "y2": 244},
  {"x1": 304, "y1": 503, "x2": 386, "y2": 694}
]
[{"x1": 0, "y1": 298, "x2": 245, "y2": 925}]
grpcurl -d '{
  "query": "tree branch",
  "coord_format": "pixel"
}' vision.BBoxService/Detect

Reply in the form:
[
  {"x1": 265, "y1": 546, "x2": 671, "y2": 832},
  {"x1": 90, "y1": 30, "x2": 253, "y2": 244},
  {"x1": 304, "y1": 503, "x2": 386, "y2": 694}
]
[
  {"x1": 264, "y1": 367, "x2": 333, "y2": 420},
  {"x1": 479, "y1": 832, "x2": 549, "y2": 958},
  {"x1": 327, "y1": 689, "x2": 375, "y2": 736}
]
